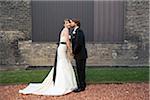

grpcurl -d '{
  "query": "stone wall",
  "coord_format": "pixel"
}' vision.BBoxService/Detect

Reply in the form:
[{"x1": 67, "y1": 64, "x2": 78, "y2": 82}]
[
  {"x1": 0, "y1": 0, "x2": 149, "y2": 69},
  {"x1": 18, "y1": 41, "x2": 146, "y2": 67},
  {"x1": 0, "y1": 0, "x2": 32, "y2": 39},
  {"x1": 124, "y1": 0, "x2": 149, "y2": 65},
  {"x1": 0, "y1": 31, "x2": 26, "y2": 65},
  {"x1": 18, "y1": 41, "x2": 57, "y2": 66},
  {"x1": 0, "y1": 0, "x2": 31, "y2": 68}
]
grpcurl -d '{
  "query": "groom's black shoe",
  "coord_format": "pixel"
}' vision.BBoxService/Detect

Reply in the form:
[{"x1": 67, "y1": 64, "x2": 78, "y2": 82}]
[
  {"x1": 73, "y1": 88, "x2": 81, "y2": 93},
  {"x1": 73, "y1": 88, "x2": 85, "y2": 93}
]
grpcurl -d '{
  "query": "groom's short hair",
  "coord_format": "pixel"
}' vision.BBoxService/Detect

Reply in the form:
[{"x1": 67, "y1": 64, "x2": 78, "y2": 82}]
[{"x1": 71, "y1": 18, "x2": 80, "y2": 27}]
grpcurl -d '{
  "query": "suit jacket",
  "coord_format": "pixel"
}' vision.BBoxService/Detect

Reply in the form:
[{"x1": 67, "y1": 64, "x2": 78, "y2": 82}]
[{"x1": 71, "y1": 28, "x2": 88, "y2": 59}]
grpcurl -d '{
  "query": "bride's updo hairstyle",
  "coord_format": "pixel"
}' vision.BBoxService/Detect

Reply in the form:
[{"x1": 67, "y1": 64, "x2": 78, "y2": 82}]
[
  {"x1": 63, "y1": 18, "x2": 71, "y2": 25},
  {"x1": 59, "y1": 19, "x2": 70, "y2": 33}
]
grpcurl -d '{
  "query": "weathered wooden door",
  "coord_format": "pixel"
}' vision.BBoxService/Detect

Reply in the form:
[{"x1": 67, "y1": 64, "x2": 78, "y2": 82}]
[
  {"x1": 94, "y1": 1, "x2": 125, "y2": 43},
  {"x1": 32, "y1": 1, "x2": 125, "y2": 43}
]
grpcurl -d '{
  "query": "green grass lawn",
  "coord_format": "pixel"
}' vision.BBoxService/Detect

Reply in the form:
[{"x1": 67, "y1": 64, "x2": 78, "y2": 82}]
[{"x1": 0, "y1": 67, "x2": 149, "y2": 84}]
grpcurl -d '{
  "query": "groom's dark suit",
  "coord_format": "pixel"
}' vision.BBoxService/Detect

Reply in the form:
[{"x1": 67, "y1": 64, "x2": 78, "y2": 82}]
[{"x1": 71, "y1": 27, "x2": 88, "y2": 90}]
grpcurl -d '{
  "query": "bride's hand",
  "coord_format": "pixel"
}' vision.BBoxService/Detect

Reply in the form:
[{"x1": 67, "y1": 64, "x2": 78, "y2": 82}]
[{"x1": 67, "y1": 50, "x2": 73, "y2": 61}]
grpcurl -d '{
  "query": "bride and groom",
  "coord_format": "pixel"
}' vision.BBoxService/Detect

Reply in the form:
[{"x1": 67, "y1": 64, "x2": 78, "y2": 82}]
[{"x1": 19, "y1": 18, "x2": 88, "y2": 96}]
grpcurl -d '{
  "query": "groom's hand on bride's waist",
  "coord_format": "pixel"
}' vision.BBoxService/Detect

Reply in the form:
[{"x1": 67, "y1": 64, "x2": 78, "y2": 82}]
[
  {"x1": 69, "y1": 50, "x2": 74, "y2": 56},
  {"x1": 70, "y1": 53, "x2": 74, "y2": 56}
]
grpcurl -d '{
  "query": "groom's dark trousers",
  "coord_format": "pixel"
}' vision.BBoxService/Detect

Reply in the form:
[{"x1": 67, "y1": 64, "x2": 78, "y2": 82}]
[
  {"x1": 71, "y1": 28, "x2": 88, "y2": 90},
  {"x1": 75, "y1": 59, "x2": 86, "y2": 89}
]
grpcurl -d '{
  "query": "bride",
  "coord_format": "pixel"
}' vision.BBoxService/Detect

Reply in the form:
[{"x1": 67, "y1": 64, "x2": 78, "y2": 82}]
[{"x1": 19, "y1": 19, "x2": 77, "y2": 96}]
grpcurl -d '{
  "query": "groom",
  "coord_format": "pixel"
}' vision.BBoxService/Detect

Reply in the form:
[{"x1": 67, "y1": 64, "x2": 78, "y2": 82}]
[{"x1": 70, "y1": 18, "x2": 88, "y2": 92}]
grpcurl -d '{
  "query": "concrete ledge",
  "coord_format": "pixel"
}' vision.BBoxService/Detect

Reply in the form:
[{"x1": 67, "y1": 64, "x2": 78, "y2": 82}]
[{"x1": 0, "y1": 65, "x2": 29, "y2": 71}]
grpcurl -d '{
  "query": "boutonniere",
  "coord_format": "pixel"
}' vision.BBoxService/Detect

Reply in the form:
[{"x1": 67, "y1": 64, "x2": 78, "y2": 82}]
[
  {"x1": 69, "y1": 35, "x2": 71, "y2": 39},
  {"x1": 73, "y1": 31, "x2": 76, "y2": 34}
]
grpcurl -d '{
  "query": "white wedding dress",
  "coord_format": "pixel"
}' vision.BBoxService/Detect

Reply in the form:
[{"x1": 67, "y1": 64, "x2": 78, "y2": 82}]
[{"x1": 19, "y1": 28, "x2": 77, "y2": 96}]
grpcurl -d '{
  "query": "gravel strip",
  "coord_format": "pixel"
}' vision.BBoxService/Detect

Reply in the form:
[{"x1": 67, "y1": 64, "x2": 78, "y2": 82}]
[{"x1": 0, "y1": 83, "x2": 149, "y2": 100}]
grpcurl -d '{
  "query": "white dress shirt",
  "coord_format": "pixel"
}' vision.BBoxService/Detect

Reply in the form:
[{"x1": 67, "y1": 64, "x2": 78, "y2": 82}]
[{"x1": 69, "y1": 26, "x2": 79, "y2": 39}]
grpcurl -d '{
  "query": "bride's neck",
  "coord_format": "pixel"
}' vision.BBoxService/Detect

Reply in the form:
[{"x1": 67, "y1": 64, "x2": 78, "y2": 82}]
[{"x1": 64, "y1": 26, "x2": 68, "y2": 29}]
